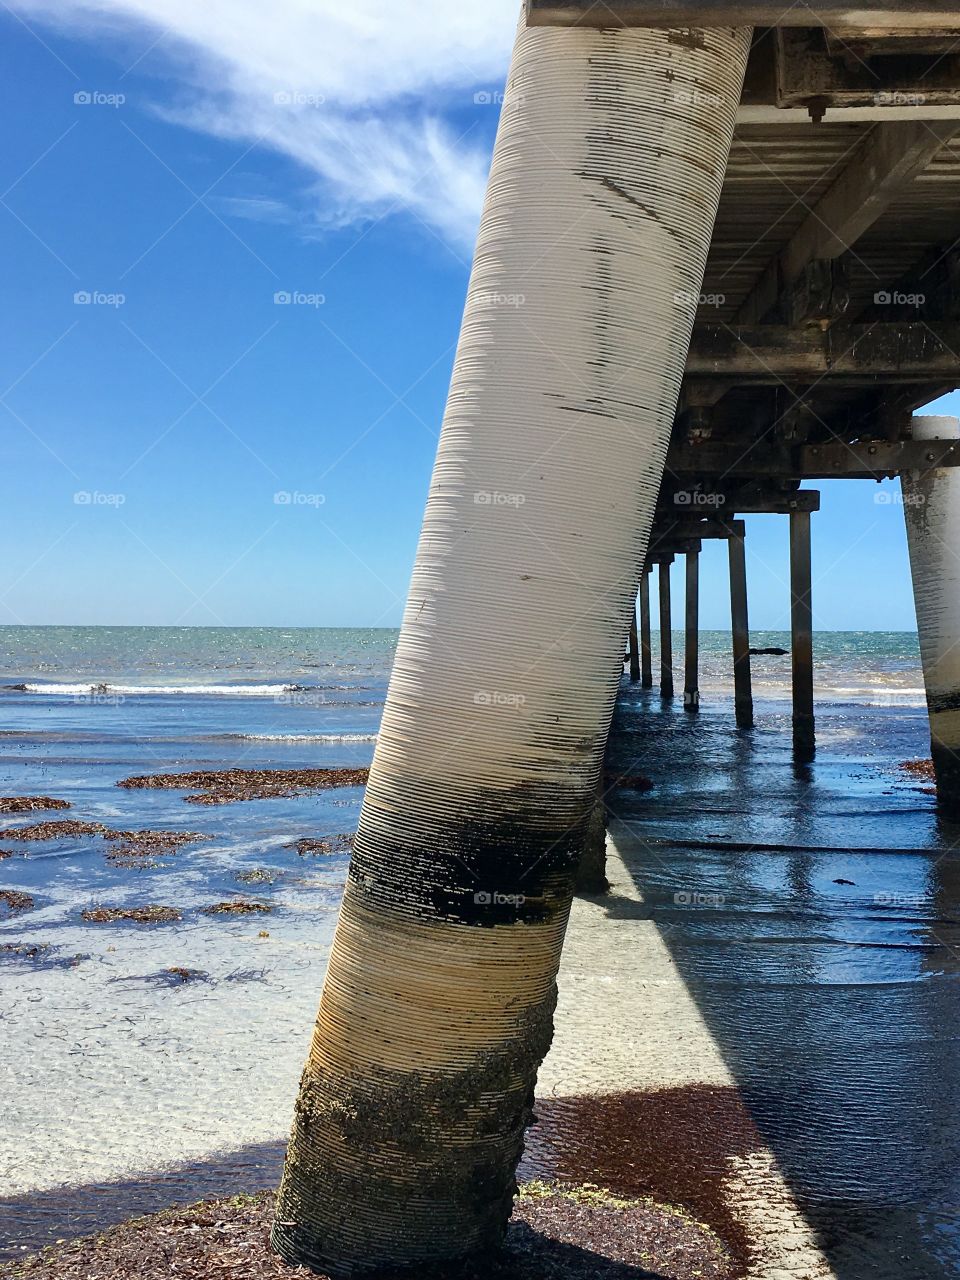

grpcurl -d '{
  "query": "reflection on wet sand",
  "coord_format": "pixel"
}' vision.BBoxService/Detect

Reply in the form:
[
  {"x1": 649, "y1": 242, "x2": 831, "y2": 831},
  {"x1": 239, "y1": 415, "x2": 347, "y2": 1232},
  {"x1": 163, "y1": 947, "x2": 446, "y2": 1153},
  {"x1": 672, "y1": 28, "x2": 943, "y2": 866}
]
[{"x1": 589, "y1": 688, "x2": 960, "y2": 1278}]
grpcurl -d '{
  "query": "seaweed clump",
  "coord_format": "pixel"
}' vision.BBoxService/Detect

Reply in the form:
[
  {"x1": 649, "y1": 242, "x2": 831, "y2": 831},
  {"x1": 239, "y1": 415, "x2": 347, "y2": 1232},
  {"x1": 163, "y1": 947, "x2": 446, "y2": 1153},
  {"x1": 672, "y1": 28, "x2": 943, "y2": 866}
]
[
  {"x1": 902, "y1": 759, "x2": 936, "y2": 782},
  {"x1": 290, "y1": 834, "x2": 354, "y2": 857},
  {"x1": 117, "y1": 767, "x2": 368, "y2": 806},
  {"x1": 0, "y1": 889, "x2": 35, "y2": 913},
  {"x1": 82, "y1": 905, "x2": 181, "y2": 925},
  {"x1": 201, "y1": 900, "x2": 272, "y2": 917},
  {"x1": 0, "y1": 796, "x2": 71, "y2": 813}
]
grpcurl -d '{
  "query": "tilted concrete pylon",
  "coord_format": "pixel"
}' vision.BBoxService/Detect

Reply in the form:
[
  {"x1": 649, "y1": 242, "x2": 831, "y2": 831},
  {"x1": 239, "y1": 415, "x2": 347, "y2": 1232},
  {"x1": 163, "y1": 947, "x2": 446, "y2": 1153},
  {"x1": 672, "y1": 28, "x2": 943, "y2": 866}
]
[
  {"x1": 902, "y1": 414, "x2": 960, "y2": 819},
  {"x1": 272, "y1": 12, "x2": 751, "y2": 1277}
]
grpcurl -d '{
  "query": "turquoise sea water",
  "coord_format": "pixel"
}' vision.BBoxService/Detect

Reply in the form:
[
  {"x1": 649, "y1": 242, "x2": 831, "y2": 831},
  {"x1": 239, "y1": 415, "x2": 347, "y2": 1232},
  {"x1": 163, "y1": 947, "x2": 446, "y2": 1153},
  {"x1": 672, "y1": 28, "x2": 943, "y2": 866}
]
[{"x1": 0, "y1": 624, "x2": 923, "y2": 700}]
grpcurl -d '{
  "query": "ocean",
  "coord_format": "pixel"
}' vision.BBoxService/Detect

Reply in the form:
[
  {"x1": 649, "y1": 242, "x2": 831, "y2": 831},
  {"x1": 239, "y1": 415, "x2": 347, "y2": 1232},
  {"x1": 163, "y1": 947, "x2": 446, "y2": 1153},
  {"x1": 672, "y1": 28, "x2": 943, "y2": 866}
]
[{"x1": 0, "y1": 626, "x2": 941, "y2": 1261}]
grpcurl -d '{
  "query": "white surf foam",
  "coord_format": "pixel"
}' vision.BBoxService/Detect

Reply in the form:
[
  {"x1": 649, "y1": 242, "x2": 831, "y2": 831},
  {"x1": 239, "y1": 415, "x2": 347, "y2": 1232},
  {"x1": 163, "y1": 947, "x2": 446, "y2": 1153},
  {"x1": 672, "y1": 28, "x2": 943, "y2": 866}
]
[{"x1": 16, "y1": 683, "x2": 302, "y2": 698}]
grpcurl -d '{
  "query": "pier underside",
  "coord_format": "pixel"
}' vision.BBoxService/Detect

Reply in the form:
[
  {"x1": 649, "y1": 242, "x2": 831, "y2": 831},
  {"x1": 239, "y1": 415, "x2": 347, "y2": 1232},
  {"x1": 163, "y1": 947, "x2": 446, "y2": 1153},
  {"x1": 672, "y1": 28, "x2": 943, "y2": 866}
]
[{"x1": 548, "y1": 8, "x2": 960, "y2": 806}]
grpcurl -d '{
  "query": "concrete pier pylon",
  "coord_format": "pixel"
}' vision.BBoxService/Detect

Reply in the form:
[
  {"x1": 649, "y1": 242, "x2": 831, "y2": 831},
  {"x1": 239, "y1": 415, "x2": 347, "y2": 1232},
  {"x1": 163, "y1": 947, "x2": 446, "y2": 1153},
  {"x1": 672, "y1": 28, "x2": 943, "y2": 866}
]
[
  {"x1": 659, "y1": 559, "x2": 675, "y2": 699},
  {"x1": 902, "y1": 414, "x2": 960, "y2": 819},
  {"x1": 273, "y1": 13, "x2": 752, "y2": 1276},
  {"x1": 628, "y1": 604, "x2": 641, "y2": 683},
  {"x1": 727, "y1": 519, "x2": 754, "y2": 729},
  {"x1": 639, "y1": 570, "x2": 654, "y2": 688},
  {"x1": 684, "y1": 546, "x2": 701, "y2": 710},
  {"x1": 790, "y1": 509, "x2": 815, "y2": 759}
]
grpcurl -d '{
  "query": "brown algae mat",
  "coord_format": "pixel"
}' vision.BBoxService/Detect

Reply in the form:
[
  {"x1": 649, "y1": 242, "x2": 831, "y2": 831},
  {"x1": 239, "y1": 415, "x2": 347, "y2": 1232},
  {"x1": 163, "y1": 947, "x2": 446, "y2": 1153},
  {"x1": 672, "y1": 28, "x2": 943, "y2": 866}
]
[
  {"x1": 0, "y1": 796, "x2": 71, "y2": 813},
  {"x1": 2, "y1": 821, "x2": 206, "y2": 864},
  {"x1": 81, "y1": 905, "x2": 182, "y2": 925},
  {"x1": 289, "y1": 834, "x2": 355, "y2": 856},
  {"x1": 901, "y1": 759, "x2": 936, "y2": 782},
  {"x1": 201, "y1": 900, "x2": 272, "y2": 917},
  {"x1": 9, "y1": 1185, "x2": 733, "y2": 1280},
  {"x1": 0, "y1": 889, "x2": 35, "y2": 913},
  {"x1": 117, "y1": 767, "x2": 369, "y2": 806},
  {"x1": 3, "y1": 820, "x2": 107, "y2": 841}
]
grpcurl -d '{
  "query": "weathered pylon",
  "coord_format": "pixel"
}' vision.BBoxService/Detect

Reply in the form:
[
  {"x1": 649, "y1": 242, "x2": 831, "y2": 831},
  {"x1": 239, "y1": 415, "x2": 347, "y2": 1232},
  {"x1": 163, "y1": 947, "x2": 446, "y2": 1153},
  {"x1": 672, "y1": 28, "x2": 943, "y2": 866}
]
[
  {"x1": 902, "y1": 414, "x2": 960, "y2": 819},
  {"x1": 272, "y1": 14, "x2": 751, "y2": 1277},
  {"x1": 639, "y1": 569, "x2": 654, "y2": 688},
  {"x1": 727, "y1": 519, "x2": 754, "y2": 729},
  {"x1": 684, "y1": 545, "x2": 701, "y2": 710},
  {"x1": 790, "y1": 509, "x2": 815, "y2": 757},
  {"x1": 658, "y1": 558, "x2": 675, "y2": 699},
  {"x1": 628, "y1": 604, "x2": 641, "y2": 682}
]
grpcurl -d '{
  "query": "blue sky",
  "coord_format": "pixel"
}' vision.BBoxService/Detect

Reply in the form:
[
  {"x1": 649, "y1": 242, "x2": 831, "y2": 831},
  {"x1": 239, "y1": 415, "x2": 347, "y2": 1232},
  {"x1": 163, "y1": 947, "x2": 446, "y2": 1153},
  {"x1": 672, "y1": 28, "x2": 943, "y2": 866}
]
[{"x1": 0, "y1": 2, "x2": 953, "y2": 630}]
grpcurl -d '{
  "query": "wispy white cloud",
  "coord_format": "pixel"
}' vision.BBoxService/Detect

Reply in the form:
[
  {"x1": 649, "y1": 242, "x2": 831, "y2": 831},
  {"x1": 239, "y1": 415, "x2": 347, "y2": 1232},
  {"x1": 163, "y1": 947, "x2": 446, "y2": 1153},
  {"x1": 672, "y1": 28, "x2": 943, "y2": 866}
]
[{"x1": 9, "y1": 0, "x2": 519, "y2": 246}]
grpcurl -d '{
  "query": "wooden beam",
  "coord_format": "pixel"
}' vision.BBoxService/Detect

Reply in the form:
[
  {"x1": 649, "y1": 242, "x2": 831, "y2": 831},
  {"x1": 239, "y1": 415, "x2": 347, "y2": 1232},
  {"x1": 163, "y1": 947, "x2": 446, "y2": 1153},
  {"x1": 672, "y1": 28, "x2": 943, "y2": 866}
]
[
  {"x1": 526, "y1": 2, "x2": 959, "y2": 32},
  {"x1": 687, "y1": 323, "x2": 960, "y2": 382},
  {"x1": 737, "y1": 121, "x2": 958, "y2": 323},
  {"x1": 668, "y1": 438, "x2": 960, "y2": 479},
  {"x1": 776, "y1": 27, "x2": 960, "y2": 109}
]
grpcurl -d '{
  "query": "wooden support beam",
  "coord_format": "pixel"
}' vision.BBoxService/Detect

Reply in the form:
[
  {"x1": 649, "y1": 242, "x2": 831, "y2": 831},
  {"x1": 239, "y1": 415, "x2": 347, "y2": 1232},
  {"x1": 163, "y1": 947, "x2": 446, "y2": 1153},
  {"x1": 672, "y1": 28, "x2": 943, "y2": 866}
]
[
  {"x1": 790, "y1": 510, "x2": 816, "y2": 757},
  {"x1": 737, "y1": 121, "x2": 958, "y2": 324},
  {"x1": 725, "y1": 492, "x2": 822, "y2": 515},
  {"x1": 776, "y1": 28, "x2": 960, "y2": 110},
  {"x1": 657, "y1": 491, "x2": 822, "y2": 517},
  {"x1": 526, "y1": 2, "x2": 958, "y2": 32},
  {"x1": 684, "y1": 548, "x2": 701, "y2": 712},
  {"x1": 686, "y1": 323, "x2": 960, "y2": 382},
  {"x1": 728, "y1": 522, "x2": 754, "y2": 729},
  {"x1": 668, "y1": 437, "x2": 960, "y2": 480},
  {"x1": 652, "y1": 515, "x2": 735, "y2": 543},
  {"x1": 659, "y1": 560, "x2": 674, "y2": 701},
  {"x1": 639, "y1": 572, "x2": 653, "y2": 689},
  {"x1": 628, "y1": 604, "x2": 641, "y2": 684}
]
